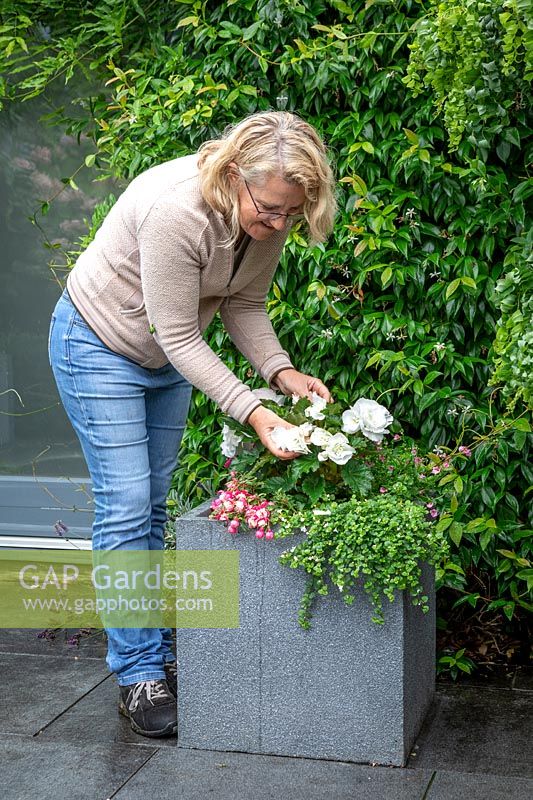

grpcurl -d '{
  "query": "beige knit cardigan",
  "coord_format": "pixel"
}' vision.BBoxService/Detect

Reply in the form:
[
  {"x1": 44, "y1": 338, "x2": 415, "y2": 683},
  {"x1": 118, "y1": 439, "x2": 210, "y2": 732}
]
[{"x1": 66, "y1": 153, "x2": 294, "y2": 423}]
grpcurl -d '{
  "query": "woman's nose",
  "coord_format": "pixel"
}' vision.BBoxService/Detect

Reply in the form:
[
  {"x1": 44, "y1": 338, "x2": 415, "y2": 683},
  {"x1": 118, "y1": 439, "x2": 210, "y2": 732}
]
[{"x1": 269, "y1": 216, "x2": 287, "y2": 231}]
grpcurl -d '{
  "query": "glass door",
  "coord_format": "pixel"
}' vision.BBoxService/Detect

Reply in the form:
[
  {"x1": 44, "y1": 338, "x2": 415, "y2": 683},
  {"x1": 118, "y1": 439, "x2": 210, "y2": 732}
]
[{"x1": 0, "y1": 94, "x2": 114, "y2": 549}]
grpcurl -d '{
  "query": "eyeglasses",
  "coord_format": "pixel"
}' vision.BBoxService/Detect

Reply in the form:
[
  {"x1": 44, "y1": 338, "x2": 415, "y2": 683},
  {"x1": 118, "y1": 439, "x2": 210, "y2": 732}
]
[{"x1": 243, "y1": 180, "x2": 304, "y2": 222}]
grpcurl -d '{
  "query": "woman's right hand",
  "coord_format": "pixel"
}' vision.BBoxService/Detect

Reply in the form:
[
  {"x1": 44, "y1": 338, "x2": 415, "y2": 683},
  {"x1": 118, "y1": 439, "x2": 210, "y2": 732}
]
[{"x1": 247, "y1": 406, "x2": 301, "y2": 460}]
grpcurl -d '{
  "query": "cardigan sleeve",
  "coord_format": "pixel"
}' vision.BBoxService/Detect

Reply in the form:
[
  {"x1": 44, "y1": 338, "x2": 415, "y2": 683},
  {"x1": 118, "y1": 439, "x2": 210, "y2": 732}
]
[{"x1": 218, "y1": 256, "x2": 294, "y2": 387}]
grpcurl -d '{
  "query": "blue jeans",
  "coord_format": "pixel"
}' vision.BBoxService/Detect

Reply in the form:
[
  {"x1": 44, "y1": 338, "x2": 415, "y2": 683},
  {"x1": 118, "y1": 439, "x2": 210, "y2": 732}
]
[{"x1": 48, "y1": 287, "x2": 192, "y2": 685}]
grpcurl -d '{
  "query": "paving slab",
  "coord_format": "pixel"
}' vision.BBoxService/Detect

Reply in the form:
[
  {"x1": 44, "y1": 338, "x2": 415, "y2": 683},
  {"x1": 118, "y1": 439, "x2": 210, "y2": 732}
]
[
  {"x1": 513, "y1": 666, "x2": 533, "y2": 691},
  {"x1": 0, "y1": 735, "x2": 157, "y2": 800},
  {"x1": 0, "y1": 627, "x2": 108, "y2": 659},
  {"x1": 407, "y1": 684, "x2": 533, "y2": 778},
  {"x1": 437, "y1": 665, "x2": 516, "y2": 691},
  {"x1": 112, "y1": 747, "x2": 433, "y2": 800},
  {"x1": 0, "y1": 651, "x2": 109, "y2": 735},
  {"x1": 426, "y1": 769, "x2": 533, "y2": 800},
  {"x1": 37, "y1": 673, "x2": 176, "y2": 749}
]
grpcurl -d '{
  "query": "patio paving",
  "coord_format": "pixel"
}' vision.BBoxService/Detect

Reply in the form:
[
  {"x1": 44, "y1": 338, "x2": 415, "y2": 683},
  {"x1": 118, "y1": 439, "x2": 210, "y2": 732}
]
[{"x1": 0, "y1": 628, "x2": 531, "y2": 800}]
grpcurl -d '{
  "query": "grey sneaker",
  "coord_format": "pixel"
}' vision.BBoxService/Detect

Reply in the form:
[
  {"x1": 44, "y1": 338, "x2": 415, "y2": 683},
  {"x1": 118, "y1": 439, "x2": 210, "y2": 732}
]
[
  {"x1": 164, "y1": 661, "x2": 177, "y2": 697},
  {"x1": 118, "y1": 679, "x2": 177, "y2": 737}
]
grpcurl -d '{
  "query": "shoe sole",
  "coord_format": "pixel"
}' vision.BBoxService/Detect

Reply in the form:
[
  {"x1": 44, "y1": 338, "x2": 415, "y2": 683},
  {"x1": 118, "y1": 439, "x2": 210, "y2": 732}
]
[{"x1": 118, "y1": 700, "x2": 177, "y2": 738}]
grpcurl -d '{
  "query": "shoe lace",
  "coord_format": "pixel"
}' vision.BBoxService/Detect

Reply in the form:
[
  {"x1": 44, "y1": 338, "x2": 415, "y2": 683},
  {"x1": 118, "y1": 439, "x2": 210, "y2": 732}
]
[
  {"x1": 165, "y1": 662, "x2": 177, "y2": 677},
  {"x1": 127, "y1": 680, "x2": 168, "y2": 711}
]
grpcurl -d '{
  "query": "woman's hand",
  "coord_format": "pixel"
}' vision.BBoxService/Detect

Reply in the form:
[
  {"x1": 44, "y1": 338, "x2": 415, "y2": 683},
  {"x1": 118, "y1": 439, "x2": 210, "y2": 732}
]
[
  {"x1": 272, "y1": 368, "x2": 333, "y2": 403},
  {"x1": 247, "y1": 406, "x2": 301, "y2": 460}
]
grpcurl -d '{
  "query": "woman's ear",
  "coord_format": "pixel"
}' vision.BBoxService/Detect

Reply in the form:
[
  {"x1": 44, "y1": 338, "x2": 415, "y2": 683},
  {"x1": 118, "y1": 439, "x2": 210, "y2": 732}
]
[{"x1": 227, "y1": 161, "x2": 240, "y2": 186}]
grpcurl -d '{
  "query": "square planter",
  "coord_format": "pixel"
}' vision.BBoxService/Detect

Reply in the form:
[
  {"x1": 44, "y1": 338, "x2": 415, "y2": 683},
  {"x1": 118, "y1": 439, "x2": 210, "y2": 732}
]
[{"x1": 174, "y1": 499, "x2": 435, "y2": 766}]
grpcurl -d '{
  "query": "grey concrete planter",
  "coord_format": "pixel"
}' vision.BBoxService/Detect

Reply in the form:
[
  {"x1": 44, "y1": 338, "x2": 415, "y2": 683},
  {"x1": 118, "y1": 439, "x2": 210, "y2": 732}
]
[{"x1": 174, "y1": 499, "x2": 435, "y2": 766}]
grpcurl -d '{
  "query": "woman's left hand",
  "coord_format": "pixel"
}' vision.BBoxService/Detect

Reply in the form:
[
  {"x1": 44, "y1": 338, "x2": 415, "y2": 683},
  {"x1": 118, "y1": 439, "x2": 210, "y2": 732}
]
[{"x1": 272, "y1": 368, "x2": 333, "y2": 403}]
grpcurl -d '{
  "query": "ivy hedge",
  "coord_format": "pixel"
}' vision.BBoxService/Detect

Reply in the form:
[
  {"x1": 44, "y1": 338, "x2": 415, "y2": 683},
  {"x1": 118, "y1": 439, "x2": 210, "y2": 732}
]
[{"x1": 1, "y1": 0, "x2": 531, "y2": 674}]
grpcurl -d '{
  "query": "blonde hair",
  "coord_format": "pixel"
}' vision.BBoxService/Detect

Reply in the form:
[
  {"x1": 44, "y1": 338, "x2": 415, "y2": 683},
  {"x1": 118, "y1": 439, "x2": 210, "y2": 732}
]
[{"x1": 197, "y1": 111, "x2": 336, "y2": 246}]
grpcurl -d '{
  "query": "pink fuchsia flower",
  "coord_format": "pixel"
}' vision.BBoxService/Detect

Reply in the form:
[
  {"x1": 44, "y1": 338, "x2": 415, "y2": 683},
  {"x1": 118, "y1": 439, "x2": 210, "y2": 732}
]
[
  {"x1": 379, "y1": 486, "x2": 388, "y2": 493},
  {"x1": 411, "y1": 448, "x2": 418, "y2": 456},
  {"x1": 228, "y1": 520, "x2": 240, "y2": 535},
  {"x1": 431, "y1": 466, "x2": 441, "y2": 475},
  {"x1": 414, "y1": 456, "x2": 423, "y2": 466},
  {"x1": 442, "y1": 461, "x2": 451, "y2": 469},
  {"x1": 458, "y1": 445, "x2": 472, "y2": 457},
  {"x1": 429, "y1": 508, "x2": 439, "y2": 518},
  {"x1": 224, "y1": 458, "x2": 233, "y2": 468},
  {"x1": 255, "y1": 529, "x2": 265, "y2": 539},
  {"x1": 265, "y1": 530, "x2": 274, "y2": 540},
  {"x1": 419, "y1": 474, "x2": 427, "y2": 479},
  {"x1": 426, "y1": 502, "x2": 435, "y2": 509},
  {"x1": 393, "y1": 433, "x2": 402, "y2": 441}
]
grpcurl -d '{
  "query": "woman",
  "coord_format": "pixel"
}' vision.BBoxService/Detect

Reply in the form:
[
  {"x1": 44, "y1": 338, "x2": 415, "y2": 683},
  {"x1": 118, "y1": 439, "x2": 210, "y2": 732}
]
[{"x1": 48, "y1": 111, "x2": 336, "y2": 738}]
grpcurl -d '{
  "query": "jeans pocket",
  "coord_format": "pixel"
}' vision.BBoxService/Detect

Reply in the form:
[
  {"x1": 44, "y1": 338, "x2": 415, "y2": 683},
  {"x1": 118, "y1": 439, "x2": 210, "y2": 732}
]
[{"x1": 47, "y1": 315, "x2": 56, "y2": 367}]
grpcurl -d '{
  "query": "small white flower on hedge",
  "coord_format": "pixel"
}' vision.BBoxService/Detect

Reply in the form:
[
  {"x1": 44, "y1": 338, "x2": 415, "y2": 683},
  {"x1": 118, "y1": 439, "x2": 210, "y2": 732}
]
[
  {"x1": 304, "y1": 391, "x2": 328, "y2": 420},
  {"x1": 316, "y1": 432, "x2": 355, "y2": 465},
  {"x1": 221, "y1": 423, "x2": 243, "y2": 458},
  {"x1": 341, "y1": 398, "x2": 393, "y2": 443}
]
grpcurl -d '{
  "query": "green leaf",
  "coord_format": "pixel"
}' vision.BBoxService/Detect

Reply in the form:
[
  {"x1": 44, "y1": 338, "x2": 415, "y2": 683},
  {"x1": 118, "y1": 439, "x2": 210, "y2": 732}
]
[
  {"x1": 176, "y1": 15, "x2": 199, "y2": 28},
  {"x1": 479, "y1": 529, "x2": 494, "y2": 551},
  {"x1": 446, "y1": 279, "x2": 461, "y2": 299},
  {"x1": 496, "y1": 549, "x2": 517, "y2": 560},
  {"x1": 302, "y1": 474, "x2": 326, "y2": 504},
  {"x1": 436, "y1": 515, "x2": 453, "y2": 533},
  {"x1": 512, "y1": 418, "x2": 531, "y2": 433},
  {"x1": 381, "y1": 267, "x2": 392, "y2": 286},
  {"x1": 403, "y1": 128, "x2": 419, "y2": 145},
  {"x1": 461, "y1": 276, "x2": 476, "y2": 289},
  {"x1": 340, "y1": 461, "x2": 373, "y2": 496},
  {"x1": 449, "y1": 521, "x2": 463, "y2": 547}
]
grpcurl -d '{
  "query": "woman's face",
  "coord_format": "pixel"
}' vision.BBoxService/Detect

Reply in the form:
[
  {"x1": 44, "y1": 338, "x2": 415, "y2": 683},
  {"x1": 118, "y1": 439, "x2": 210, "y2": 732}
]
[{"x1": 230, "y1": 171, "x2": 306, "y2": 241}]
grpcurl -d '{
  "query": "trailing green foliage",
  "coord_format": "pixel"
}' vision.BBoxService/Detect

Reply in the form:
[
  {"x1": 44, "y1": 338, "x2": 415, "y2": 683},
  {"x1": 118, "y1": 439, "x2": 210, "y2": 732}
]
[
  {"x1": 489, "y1": 250, "x2": 533, "y2": 411},
  {"x1": 276, "y1": 494, "x2": 449, "y2": 628},
  {"x1": 1, "y1": 0, "x2": 531, "y2": 666},
  {"x1": 404, "y1": 0, "x2": 532, "y2": 150}
]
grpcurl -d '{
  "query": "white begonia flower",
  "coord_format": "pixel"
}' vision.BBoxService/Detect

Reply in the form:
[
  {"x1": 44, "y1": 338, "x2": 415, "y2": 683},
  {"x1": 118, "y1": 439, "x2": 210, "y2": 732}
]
[
  {"x1": 291, "y1": 393, "x2": 300, "y2": 405},
  {"x1": 221, "y1": 423, "x2": 243, "y2": 458},
  {"x1": 252, "y1": 388, "x2": 286, "y2": 406},
  {"x1": 304, "y1": 391, "x2": 328, "y2": 421},
  {"x1": 299, "y1": 422, "x2": 315, "y2": 437},
  {"x1": 316, "y1": 432, "x2": 355, "y2": 465},
  {"x1": 341, "y1": 398, "x2": 393, "y2": 443},
  {"x1": 270, "y1": 425, "x2": 311, "y2": 454},
  {"x1": 310, "y1": 427, "x2": 332, "y2": 447}
]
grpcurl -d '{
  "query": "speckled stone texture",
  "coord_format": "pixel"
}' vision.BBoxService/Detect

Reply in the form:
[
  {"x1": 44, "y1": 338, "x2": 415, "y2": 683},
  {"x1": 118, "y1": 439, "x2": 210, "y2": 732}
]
[{"x1": 174, "y1": 500, "x2": 435, "y2": 766}]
